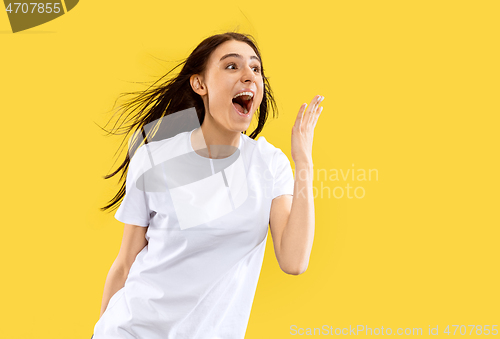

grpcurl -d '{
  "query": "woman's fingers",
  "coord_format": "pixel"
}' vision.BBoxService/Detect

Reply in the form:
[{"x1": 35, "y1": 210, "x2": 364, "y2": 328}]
[
  {"x1": 309, "y1": 95, "x2": 324, "y2": 129},
  {"x1": 294, "y1": 103, "x2": 308, "y2": 129},
  {"x1": 312, "y1": 106, "x2": 323, "y2": 128},
  {"x1": 304, "y1": 95, "x2": 324, "y2": 126},
  {"x1": 295, "y1": 95, "x2": 324, "y2": 129},
  {"x1": 302, "y1": 95, "x2": 318, "y2": 126}
]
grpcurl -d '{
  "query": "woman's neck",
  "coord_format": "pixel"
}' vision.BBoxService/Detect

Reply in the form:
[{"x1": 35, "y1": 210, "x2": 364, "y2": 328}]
[{"x1": 191, "y1": 120, "x2": 240, "y2": 159}]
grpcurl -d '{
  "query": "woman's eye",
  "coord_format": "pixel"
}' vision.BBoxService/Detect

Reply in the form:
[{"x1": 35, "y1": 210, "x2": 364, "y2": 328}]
[{"x1": 226, "y1": 63, "x2": 261, "y2": 74}]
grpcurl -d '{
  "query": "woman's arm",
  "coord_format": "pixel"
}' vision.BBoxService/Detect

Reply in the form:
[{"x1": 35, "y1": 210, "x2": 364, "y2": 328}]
[
  {"x1": 99, "y1": 261, "x2": 129, "y2": 317},
  {"x1": 269, "y1": 163, "x2": 314, "y2": 275},
  {"x1": 269, "y1": 95, "x2": 324, "y2": 275},
  {"x1": 98, "y1": 223, "x2": 148, "y2": 318}
]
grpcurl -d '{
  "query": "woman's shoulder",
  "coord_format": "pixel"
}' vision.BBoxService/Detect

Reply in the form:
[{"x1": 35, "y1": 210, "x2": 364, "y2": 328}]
[
  {"x1": 128, "y1": 131, "x2": 189, "y2": 172},
  {"x1": 241, "y1": 133, "x2": 288, "y2": 162}
]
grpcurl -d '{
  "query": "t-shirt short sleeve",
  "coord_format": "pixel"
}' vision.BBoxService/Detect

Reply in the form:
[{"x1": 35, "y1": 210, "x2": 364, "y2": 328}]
[
  {"x1": 114, "y1": 145, "x2": 151, "y2": 227},
  {"x1": 271, "y1": 149, "x2": 295, "y2": 200}
]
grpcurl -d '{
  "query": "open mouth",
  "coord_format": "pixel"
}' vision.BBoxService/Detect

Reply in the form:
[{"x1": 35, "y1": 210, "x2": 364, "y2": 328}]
[{"x1": 232, "y1": 93, "x2": 253, "y2": 114}]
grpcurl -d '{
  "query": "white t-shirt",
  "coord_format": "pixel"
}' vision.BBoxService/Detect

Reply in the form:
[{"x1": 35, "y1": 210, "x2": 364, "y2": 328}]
[{"x1": 93, "y1": 128, "x2": 295, "y2": 339}]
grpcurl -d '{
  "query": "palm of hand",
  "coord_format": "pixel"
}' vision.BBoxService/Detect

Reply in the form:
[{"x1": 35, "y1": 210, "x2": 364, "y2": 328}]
[{"x1": 291, "y1": 95, "x2": 325, "y2": 165}]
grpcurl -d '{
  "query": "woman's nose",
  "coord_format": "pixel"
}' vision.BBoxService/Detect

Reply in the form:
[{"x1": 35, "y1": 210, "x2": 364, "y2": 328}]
[{"x1": 242, "y1": 66, "x2": 256, "y2": 83}]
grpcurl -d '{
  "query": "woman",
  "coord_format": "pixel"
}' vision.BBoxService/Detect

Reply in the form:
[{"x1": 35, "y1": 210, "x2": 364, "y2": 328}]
[{"x1": 92, "y1": 31, "x2": 324, "y2": 338}]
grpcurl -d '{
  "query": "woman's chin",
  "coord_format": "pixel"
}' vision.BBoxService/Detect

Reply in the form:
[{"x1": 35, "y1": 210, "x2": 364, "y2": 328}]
[
  {"x1": 231, "y1": 103, "x2": 255, "y2": 131},
  {"x1": 232, "y1": 120, "x2": 252, "y2": 133}
]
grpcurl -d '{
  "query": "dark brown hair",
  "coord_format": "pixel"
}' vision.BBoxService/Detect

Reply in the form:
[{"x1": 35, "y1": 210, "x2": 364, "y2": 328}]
[{"x1": 97, "y1": 31, "x2": 278, "y2": 213}]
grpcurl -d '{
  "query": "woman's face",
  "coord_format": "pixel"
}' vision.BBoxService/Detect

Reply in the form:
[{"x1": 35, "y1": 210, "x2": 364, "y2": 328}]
[{"x1": 193, "y1": 40, "x2": 264, "y2": 133}]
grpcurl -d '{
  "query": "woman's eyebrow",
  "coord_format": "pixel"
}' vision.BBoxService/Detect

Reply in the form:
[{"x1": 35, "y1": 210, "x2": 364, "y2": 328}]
[{"x1": 219, "y1": 53, "x2": 261, "y2": 65}]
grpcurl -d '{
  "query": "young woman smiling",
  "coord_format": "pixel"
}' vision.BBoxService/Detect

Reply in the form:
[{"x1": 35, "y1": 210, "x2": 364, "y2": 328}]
[{"x1": 92, "y1": 31, "x2": 324, "y2": 339}]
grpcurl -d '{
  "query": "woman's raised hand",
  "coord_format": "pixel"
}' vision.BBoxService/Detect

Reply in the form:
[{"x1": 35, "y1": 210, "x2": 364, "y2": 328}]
[{"x1": 291, "y1": 95, "x2": 324, "y2": 166}]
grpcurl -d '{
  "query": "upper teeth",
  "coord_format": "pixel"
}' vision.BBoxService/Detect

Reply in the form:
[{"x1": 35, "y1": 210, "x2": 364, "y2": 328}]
[{"x1": 233, "y1": 91, "x2": 254, "y2": 99}]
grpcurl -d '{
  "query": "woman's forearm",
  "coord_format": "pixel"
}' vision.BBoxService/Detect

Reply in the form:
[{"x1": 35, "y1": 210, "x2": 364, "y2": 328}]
[
  {"x1": 99, "y1": 261, "x2": 129, "y2": 318},
  {"x1": 280, "y1": 162, "x2": 315, "y2": 274}
]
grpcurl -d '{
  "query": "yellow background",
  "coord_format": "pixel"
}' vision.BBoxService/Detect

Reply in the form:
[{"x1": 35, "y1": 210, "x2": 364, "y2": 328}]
[{"x1": 1, "y1": 1, "x2": 499, "y2": 338}]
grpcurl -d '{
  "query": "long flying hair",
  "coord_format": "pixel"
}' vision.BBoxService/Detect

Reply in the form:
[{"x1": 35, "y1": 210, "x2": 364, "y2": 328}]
[{"x1": 97, "y1": 31, "x2": 278, "y2": 213}]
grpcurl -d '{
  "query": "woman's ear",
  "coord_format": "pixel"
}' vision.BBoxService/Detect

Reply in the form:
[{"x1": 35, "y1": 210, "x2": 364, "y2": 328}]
[{"x1": 190, "y1": 74, "x2": 207, "y2": 96}]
